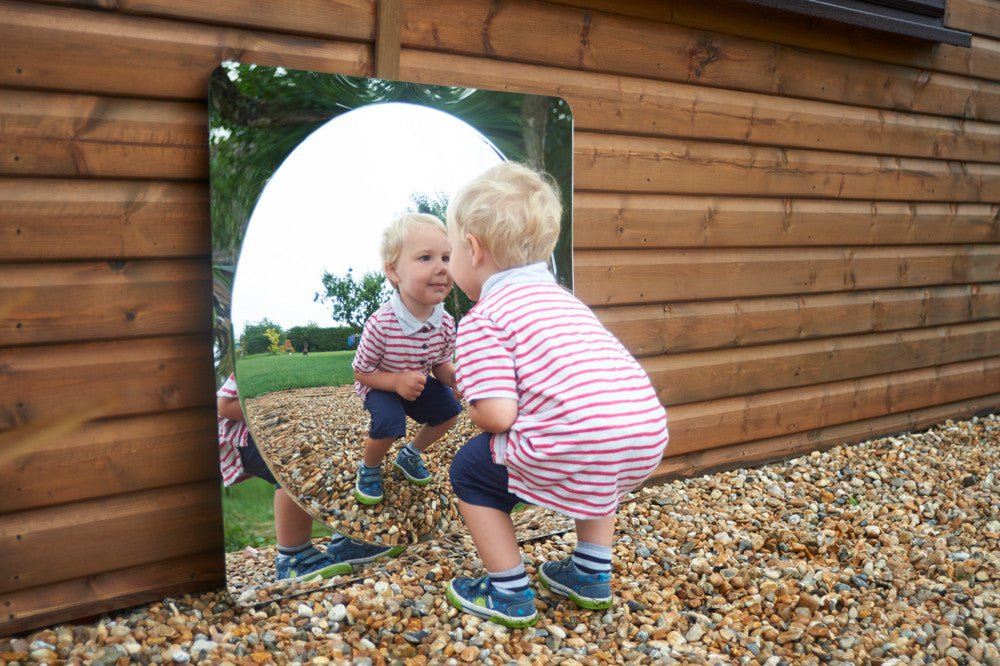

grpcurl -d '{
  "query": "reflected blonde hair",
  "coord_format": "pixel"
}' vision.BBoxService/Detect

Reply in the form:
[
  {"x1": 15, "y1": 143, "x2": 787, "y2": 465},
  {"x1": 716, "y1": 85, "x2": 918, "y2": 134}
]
[
  {"x1": 446, "y1": 162, "x2": 561, "y2": 270},
  {"x1": 380, "y1": 212, "x2": 447, "y2": 289}
]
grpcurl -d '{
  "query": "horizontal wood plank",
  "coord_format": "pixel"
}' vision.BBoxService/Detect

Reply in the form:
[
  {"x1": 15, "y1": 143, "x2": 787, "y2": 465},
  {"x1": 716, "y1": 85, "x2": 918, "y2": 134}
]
[
  {"x1": 0, "y1": 408, "x2": 217, "y2": 513},
  {"x1": 33, "y1": 0, "x2": 375, "y2": 41},
  {"x1": 550, "y1": 0, "x2": 999, "y2": 81},
  {"x1": 575, "y1": 133, "x2": 1000, "y2": 202},
  {"x1": 575, "y1": 246, "x2": 1000, "y2": 306},
  {"x1": 574, "y1": 193, "x2": 1000, "y2": 249},
  {"x1": 0, "y1": 480, "x2": 223, "y2": 592},
  {"x1": 0, "y1": 1, "x2": 371, "y2": 100},
  {"x1": 402, "y1": 50, "x2": 1000, "y2": 164},
  {"x1": 599, "y1": 283, "x2": 1000, "y2": 357},
  {"x1": 946, "y1": 0, "x2": 1000, "y2": 39},
  {"x1": 0, "y1": 334, "x2": 216, "y2": 430},
  {"x1": 0, "y1": 89, "x2": 207, "y2": 179},
  {"x1": 0, "y1": 259, "x2": 211, "y2": 347},
  {"x1": 0, "y1": 549, "x2": 223, "y2": 637},
  {"x1": 649, "y1": 392, "x2": 1000, "y2": 482},
  {"x1": 666, "y1": 357, "x2": 1000, "y2": 455},
  {"x1": 645, "y1": 319, "x2": 1000, "y2": 405},
  {"x1": 401, "y1": 0, "x2": 1000, "y2": 121},
  {"x1": 0, "y1": 179, "x2": 208, "y2": 260}
]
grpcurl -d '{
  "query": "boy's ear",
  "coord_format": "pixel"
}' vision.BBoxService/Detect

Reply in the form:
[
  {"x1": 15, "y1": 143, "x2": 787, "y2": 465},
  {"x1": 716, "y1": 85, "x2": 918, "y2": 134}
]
[
  {"x1": 467, "y1": 234, "x2": 486, "y2": 267},
  {"x1": 384, "y1": 261, "x2": 399, "y2": 287}
]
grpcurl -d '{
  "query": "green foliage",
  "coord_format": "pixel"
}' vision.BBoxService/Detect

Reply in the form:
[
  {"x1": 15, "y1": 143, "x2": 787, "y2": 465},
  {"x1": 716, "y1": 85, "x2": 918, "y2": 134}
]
[
  {"x1": 286, "y1": 323, "x2": 358, "y2": 352},
  {"x1": 263, "y1": 327, "x2": 282, "y2": 354},
  {"x1": 234, "y1": 350, "x2": 356, "y2": 399},
  {"x1": 315, "y1": 269, "x2": 390, "y2": 328},
  {"x1": 239, "y1": 319, "x2": 284, "y2": 356}
]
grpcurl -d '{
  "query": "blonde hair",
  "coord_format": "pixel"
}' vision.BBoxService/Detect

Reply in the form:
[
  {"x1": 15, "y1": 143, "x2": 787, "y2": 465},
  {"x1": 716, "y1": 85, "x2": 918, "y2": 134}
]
[
  {"x1": 380, "y1": 212, "x2": 447, "y2": 289},
  {"x1": 446, "y1": 162, "x2": 562, "y2": 270}
]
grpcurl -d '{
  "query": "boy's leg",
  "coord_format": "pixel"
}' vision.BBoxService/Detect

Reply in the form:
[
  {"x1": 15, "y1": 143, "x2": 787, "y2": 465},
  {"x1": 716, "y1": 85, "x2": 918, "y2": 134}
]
[
  {"x1": 362, "y1": 436, "x2": 397, "y2": 467},
  {"x1": 408, "y1": 413, "x2": 458, "y2": 453},
  {"x1": 538, "y1": 514, "x2": 616, "y2": 610},
  {"x1": 446, "y1": 433, "x2": 537, "y2": 628},
  {"x1": 356, "y1": 391, "x2": 407, "y2": 504},
  {"x1": 395, "y1": 378, "x2": 462, "y2": 484},
  {"x1": 274, "y1": 488, "x2": 313, "y2": 547}
]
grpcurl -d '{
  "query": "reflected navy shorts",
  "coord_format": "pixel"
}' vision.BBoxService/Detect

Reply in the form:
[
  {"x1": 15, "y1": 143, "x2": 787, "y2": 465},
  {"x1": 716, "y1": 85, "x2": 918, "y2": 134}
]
[
  {"x1": 449, "y1": 432, "x2": 524, "y2": 513},
  {"x1": 364, "y1": 376, "x2": 462, "y2": 439},
  {"x1": 238, "y1": 433, "x2": 279, "y2": 488}
]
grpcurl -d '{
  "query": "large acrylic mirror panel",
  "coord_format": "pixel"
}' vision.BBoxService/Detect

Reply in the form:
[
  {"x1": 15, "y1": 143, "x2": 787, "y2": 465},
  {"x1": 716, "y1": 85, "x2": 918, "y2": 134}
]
[{"x1": 210, "y1": 63, "x2": 574, "y2": 604}]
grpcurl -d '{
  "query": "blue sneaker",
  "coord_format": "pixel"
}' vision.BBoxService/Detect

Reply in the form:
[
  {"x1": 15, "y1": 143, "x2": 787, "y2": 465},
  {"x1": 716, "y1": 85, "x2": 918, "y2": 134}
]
[
  {"x1": 326, "y1": 537, "x2": 407, "y2": 566},
  {"x1": 446, "y1": 575, "x2": 537, "y2": 628},
  {"x1": 393, "y1": 449, "x2": 432, "y2": 486},
  {"x1": 275, "y1": 547, "x2": 352, "y2": 583},
  {"x1": 538, "y1": 557, "x2": 612, "y2": 610},
  {"x1": 354, "y1": 463, "x2": 383, "y2": 505}
]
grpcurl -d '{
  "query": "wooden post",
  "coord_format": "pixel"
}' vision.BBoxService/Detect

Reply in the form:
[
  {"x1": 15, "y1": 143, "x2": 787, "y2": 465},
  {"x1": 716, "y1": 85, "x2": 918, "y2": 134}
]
[{"x1": 375, "y1": 0, "x2": 403, "y2": 80}]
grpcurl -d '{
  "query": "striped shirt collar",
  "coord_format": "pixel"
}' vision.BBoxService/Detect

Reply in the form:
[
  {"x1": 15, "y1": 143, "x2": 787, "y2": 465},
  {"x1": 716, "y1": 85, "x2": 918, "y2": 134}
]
[
  {"x1": 389, "y1": 291, "x2": 445, "y2": 335},
  {"x1": 480, "y1": 262, "x2": 556, "y2": 299}
]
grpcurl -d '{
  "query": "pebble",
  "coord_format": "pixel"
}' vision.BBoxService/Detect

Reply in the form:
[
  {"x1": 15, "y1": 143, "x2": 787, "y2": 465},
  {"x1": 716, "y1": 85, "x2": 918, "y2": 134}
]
[{"x1": 3, "y1": 414, "x2": 997, "y2": 666}]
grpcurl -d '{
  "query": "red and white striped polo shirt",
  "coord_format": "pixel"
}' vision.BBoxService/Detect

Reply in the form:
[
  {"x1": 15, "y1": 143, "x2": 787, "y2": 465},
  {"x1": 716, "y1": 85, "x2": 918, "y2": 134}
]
[
  {"x1": 352, "y1": 293, "x2": 456, "y2": 400},
  {"x1": 217, "y1": 374, "x2": 250, "y2": 487},
  {"x1": 455, "y1": 263, "x2": 669, "y2": 519}
]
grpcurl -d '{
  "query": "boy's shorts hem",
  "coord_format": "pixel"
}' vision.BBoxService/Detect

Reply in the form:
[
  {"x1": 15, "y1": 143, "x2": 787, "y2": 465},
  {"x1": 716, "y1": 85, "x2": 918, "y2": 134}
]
[
  {"x1": 238, "y1": 434, "x2": 280, "y2": 488},
  {"x1": 449, "y1": 432, "x2": 524, "y2": 513},
  {"x1": 365, "y1": 376, "x2": 462, "y2": 439}
]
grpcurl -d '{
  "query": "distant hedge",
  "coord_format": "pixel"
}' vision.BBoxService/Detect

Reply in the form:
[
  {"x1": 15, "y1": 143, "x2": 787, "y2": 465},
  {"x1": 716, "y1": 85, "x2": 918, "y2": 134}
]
[{"x1": 286, "y1": 324, "x2": 359, "y2": 352}]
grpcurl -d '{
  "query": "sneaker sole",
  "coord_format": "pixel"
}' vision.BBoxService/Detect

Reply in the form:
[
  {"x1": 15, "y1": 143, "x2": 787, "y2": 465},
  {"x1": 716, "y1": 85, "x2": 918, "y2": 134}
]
[
  {"x1": 283, "y1": 562, "x2": 353, "y2": 583},
  {"x1": 445, "y1": 580, "x2": 537, "y2": 629},
  {"x1": 393, "y1": 461, "x2": 432, "y2": 486},
  {"x1": 538, "y1": 568, "x2": 613, "y2": 610},
  {"x1": 353, "y1": 487, "x2": 383, "y2": 505},
  {"x1": 336, "y1": 545, "x2": 408, "y2": 566}
]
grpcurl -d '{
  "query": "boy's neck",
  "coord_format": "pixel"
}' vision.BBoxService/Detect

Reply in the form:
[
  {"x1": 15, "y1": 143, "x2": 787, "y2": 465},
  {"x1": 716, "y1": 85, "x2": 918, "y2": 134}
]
[{"x1": 397, "y1": 292, "x2": 434, "y2": 321}]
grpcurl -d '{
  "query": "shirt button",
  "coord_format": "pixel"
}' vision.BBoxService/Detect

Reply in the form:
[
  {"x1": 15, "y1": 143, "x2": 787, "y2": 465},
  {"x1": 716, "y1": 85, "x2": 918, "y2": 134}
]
[{"x1": 422, "y1": 343, "x2": 428, "y2": 349}]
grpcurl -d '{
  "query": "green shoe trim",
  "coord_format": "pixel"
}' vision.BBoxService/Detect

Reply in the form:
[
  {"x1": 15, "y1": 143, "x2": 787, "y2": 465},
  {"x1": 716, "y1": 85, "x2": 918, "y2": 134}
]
[
  {"x1": 392, "y1": 460, "x2": 433, "y2": 485},
  {"x1": 445, "y1": 584, "x2": 537, "y2": 629}
]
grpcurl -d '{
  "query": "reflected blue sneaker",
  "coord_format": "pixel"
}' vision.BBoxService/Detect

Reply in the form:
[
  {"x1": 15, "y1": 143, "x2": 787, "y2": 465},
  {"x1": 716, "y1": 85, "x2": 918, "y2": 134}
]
[
  {"x1": 354, "y1": 462, "x2": 383, "y2": 505},
  {"x1": 446, "y1": 575, "x2": 537, "y2": 628},
  {"x1": 393, "y1": 449, "x2": 432, "y2": 486},
  {"x1": 326, "y1": 537, "x2": 407, "y2": 566},
  {"x1": 275, "y1": 547, "x2": 352, "y2": 583},
  {"x1": 538, "y1": 557, "x2": 612, "y2": 610}
]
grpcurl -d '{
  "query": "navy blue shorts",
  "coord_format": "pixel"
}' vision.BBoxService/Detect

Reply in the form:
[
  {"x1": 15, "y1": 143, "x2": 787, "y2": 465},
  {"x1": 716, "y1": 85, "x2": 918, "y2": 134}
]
[
  {"x1": 449, "y1": 432, "x2": 525, "y2": 512},
  {"x1": 364, "y1": 376, "x2": 462, "y2": 439},
  {"x1": 239, "y1": 433, "x2": 279, "y2": 487}
]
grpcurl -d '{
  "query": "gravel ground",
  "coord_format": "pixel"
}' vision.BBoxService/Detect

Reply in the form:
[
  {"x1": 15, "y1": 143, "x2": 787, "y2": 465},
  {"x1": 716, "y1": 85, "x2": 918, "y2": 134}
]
[{"x1": 3, "y1": 413, "x2": 998, "y2": 665}]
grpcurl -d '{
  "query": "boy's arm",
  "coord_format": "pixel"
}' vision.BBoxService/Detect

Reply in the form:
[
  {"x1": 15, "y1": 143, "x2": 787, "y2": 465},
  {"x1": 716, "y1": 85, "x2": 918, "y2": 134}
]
[
  {"x1": 354, "y1": 368, "x2": 426, "y2": 401},
  {"x1": 467, "y1": 397, "x2": 518, "y2": 433},
  {"x1": 431, "y1": 361, "x2": 462, "y2": 399},
  {"x1": 217, "y1": 396, "x2": 245, "y2": 422}
]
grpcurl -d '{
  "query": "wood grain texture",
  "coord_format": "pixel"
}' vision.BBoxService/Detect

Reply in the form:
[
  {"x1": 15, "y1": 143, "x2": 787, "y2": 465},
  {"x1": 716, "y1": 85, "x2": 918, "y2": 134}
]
[
  {"x1": 549, "y1": 0, "x2": 999, "y2": 80},
  {"x1": 666, "y1": 357, "x2": 1000, "y2": 455},
  {"x1": 0, "y1": 1, "x2": 371, "y2": 100},
  {"x1": 401, "y1": 50, "x2": 1000, "y2": 164},
  {"x1": 34, "y1": 0, "x2": 376, "y2": 40},
  {"x1": 946, "y1": 0, "x2": 1000, "y2": 39},
  {"x1": 645, "y1": 319, "x2": 1000, "y2": 405},
  {"x1": 574, "y1": 193, "x2": 1000, "y2": 249},
  {"x1": 0, "y1": 480, "x2": 223, "y2": 592},
  {"x1": 575, "y1": 246, "x2": 1000, "y2": 306},
  {"x1": 0, "y1": 335, "x2": 215, "y2": 430},
  {"x1": 575, "y1": 133, "x2": 1000, "y2": 202},
  {"x1": 0, "y1": 260, "x2": 211, "y2": 347},
  {"x1": 0, "y1": 179, "x2": 208, "y2": 260},
  {"x1": 375, "y1": 0, "x2": 403, "y2": 79},
  {"x1": 401, "y1": 0, "x2": 1000, "y2": 120},
  {"x1": 649, "y1": 392, "x2": 1000, "y2": 482},
  {"x1": 0, "y1": 408, "x2": 218, "y2": 513},
  {"x1": 0, "y1": 89, "x2": 207, "y2": 179},
  {"x1": 598, "y1": 284, "x2": 1000, "y2": 357},
  {"x1": 0, "y1": 550, "x2": 223, "y2": 637}
]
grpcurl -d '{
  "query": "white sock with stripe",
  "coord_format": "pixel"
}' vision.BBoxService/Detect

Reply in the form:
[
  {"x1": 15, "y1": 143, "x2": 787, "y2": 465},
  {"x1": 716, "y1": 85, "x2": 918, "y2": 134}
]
[
  {"x1": 488, "y1": 563, "x2": 530, "y2": 594},
  {"x1": 572, "y1": 541, "x2": 612, "y2": 575}
]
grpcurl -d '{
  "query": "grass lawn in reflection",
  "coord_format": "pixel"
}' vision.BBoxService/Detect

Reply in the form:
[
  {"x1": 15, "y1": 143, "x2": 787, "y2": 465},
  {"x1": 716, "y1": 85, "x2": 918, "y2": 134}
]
[{"x1": 235, "y1": 350, "x2": 356, "y2": 399}]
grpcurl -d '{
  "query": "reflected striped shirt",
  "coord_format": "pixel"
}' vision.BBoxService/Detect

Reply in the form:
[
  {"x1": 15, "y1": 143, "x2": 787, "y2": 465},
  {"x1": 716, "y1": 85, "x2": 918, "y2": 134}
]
[
  {"x1": 352, "y1": 296, "x2": 456, "y2": 400},
  {"x1": 455, "y1": 263, "x2": 669, "y2": 519},
  {"x1": 217, "y1": 374, "x2": 250, "y2": 487}
]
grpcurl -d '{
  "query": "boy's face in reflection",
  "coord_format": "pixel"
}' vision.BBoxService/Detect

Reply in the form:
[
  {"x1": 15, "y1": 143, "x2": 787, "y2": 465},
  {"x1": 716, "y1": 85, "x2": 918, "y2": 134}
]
[{"x1": 386, "y1": 225, "x2": 453, "y2": 319}]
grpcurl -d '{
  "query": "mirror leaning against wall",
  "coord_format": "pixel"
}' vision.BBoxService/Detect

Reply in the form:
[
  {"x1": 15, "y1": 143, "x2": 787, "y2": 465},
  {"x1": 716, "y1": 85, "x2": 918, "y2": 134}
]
[{"x1": 209, "y1": 63, "x2": 574, "y2": 604}]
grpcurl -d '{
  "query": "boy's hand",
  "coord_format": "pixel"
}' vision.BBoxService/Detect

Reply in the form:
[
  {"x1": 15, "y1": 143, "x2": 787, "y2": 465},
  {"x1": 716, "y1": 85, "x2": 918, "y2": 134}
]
[{"x1": 395, "y1": 372, "x2": 427, "y2": 401}]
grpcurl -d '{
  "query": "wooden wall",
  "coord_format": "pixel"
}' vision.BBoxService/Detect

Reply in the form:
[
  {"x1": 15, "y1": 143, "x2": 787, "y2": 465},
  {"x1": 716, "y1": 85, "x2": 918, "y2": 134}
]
[{"x1": 1, "y1": 0, "x2": 997, "y2": 635}]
